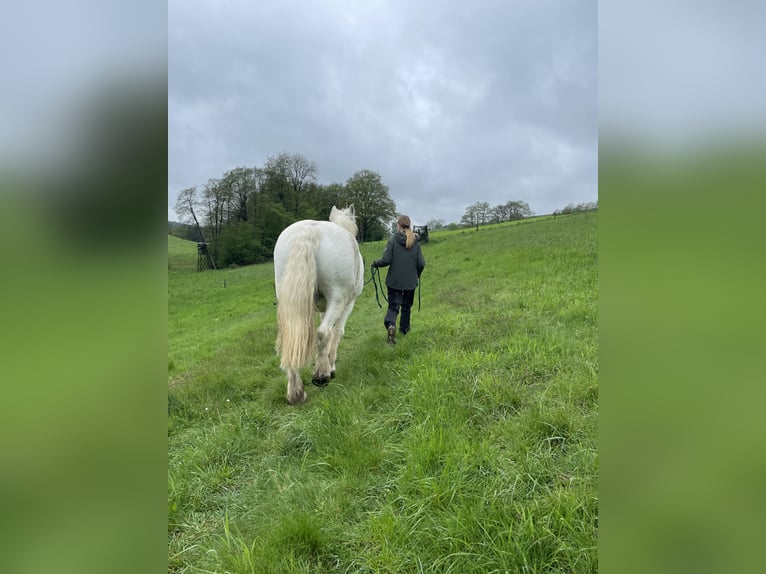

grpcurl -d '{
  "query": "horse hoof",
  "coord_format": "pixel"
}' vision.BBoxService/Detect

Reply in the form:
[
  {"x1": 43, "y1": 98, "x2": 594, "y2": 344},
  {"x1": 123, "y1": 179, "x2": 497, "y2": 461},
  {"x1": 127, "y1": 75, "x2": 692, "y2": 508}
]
[
  {"x1": 330, "y1": 370, "x2": 336, "y2": 379},
  {"x1": 311, "y1": 376, "x2": 330, "y2": 387},
  {"x1": 287, "y1": 390, "x2": 308, "y2": 405}
]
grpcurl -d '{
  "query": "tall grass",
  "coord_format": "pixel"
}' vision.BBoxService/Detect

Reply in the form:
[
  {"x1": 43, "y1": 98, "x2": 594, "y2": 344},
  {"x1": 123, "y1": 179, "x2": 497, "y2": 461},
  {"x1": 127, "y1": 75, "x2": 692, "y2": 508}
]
[{"x1": 168, "y1": 212, "x2": 597, "y2": 573}]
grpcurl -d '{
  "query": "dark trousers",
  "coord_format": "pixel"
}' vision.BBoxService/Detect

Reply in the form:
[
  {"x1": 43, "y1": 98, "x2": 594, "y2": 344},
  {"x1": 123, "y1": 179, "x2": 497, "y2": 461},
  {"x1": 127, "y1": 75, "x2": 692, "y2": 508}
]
[{"x1": 385, "y1": 287, "x2": 415, "y2": 334}]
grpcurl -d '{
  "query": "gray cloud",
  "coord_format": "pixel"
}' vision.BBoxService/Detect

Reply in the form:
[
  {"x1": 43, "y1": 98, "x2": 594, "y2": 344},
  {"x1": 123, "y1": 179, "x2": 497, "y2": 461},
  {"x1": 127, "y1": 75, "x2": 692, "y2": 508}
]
[{"x1": 169, "y1": 0, "x2": 598, "y2": 225}]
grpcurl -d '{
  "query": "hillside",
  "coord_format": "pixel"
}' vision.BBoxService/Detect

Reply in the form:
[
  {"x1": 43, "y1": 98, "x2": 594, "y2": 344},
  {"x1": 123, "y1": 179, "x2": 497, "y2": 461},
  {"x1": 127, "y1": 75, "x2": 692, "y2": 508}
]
[
  {"x1": 168, "y1": 211, "x2": 598, "y2": 573},
  {"x1": 167, "y1": 234, "x2": 198, "y2": 273}
]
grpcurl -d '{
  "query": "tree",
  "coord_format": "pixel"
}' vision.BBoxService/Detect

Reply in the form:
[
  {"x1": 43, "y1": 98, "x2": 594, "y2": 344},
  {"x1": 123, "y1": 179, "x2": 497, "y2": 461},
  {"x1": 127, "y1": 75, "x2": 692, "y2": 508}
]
[
  {"x1": 201, "y1": 177, "x2": 234, "y2": 261},
  {"x1": 254, "y1": 199, "x2": 293, "y2": 253},
  {"x1": 340, "y1": 170, "x2": 397, "y2": 241},
  {"x1": 262, "y1": 153, "x2": 294, "y2": 208},
  {"x1": 426, "y1": 218, "x2": 446, "y2": 230},
  {"x1": 461, "y1": 201, "x2": 490, "y2": 230},
  {"x1": 301, "y1": 182, "x2": 343, "y2": 221},
  {"x1": 489, "y1": 205, "x2": 504, "y2": 224},
  {"x1": 174, "y1": 186, "x2": 206, "y2": 243},
  {"x1": 286, "y1": 153, "x2": 318, "y2": 215},
  {"x1": 476, "y1": 201, "x2": 491, "y2": 227},
  {"x1": 220, "y1": 167, "x2": 257, "y2": 222},
  {"x1": 322, "y1": 183, "x2": 346, "y2": 218},
  {"x1": 246, "y1": 167, "x2": 266, "y2": 222},
  {"x1": 503, "y1": 200, "x2": 533, "y2": 221},
  {"x1": 261, "y1": 152, "x2": 318, "y2": 216},
  {"x1": 460, "y1": 203, "x2": 479, "y2": 228},
  {"x1": 558, "y1": 201, "x2": 597, "y2": 215}
]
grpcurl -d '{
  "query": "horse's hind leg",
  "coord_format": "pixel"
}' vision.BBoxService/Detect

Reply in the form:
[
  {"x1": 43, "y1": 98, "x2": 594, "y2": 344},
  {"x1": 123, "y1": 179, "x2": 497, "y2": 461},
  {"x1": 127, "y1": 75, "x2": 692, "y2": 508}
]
[
  {"x1": 326, "y1": 328, "x2": 340, "y2": 378},
  {"x1": 312, "y1": 301, "x2": 345, "y2": 387},
  {"x1": 286, "y1": 368, "x2": 307, "y2": 404},
  {"x1": 311, "y1": 326, "x2": 332, "y2": 387},
  {"x1": 327, "y1": 302, "x2": 355, "y2": 379}
]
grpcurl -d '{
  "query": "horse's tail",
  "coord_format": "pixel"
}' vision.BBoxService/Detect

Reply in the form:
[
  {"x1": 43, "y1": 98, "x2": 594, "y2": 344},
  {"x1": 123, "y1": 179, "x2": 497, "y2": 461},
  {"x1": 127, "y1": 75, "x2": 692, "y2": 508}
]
[{"x1": 276, "y1": 227, "x2": 318, "y2": 371}]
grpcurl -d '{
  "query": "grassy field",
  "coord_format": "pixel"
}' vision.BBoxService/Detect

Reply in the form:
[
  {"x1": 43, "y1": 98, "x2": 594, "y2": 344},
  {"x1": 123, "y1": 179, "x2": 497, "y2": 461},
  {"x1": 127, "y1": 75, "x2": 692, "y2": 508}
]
[{"x1": 168, "y1": 212, "x2": 598, "y2": 573}]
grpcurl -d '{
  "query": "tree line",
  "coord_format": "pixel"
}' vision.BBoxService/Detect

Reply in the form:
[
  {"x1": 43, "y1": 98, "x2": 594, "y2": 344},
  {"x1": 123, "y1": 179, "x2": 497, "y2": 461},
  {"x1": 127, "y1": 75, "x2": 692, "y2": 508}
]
[
  {"x1": 422, "y1": 199, "x2": 597, "y2": 232},
  {"x1": 458, "y1": 200, "x2": 534, "y2": 230},
  {"x1": 172, "y1": 152, "x2": 397, "y2": 267},
  {"x1": 553, "y1": 201, "x2": 598, "y2": 216},
  {"x1": 170, "y1": 150, "x2": 596, "y2": 268}
]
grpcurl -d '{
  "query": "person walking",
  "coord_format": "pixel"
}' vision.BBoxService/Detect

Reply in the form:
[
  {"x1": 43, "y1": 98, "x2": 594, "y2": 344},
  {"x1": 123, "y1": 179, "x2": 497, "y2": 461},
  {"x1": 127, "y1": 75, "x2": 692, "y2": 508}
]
[{"x1": 371, "y1": 215, "x2": 426, "y2": 345}]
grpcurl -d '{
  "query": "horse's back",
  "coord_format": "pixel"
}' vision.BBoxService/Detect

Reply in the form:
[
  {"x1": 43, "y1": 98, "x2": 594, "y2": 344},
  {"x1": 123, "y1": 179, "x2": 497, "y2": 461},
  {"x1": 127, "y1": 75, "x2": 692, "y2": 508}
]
[
  {"x1": 274, "y1": 220, "x2": 363, "y2": 300},
  {"x1": 315, "y1": 222, "x2": 363, "y2": 298}
]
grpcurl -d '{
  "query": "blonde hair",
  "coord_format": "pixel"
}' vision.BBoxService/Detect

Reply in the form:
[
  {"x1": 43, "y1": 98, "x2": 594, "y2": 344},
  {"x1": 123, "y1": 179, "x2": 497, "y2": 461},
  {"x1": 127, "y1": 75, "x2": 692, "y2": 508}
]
[{"x1": 398, "y1": 215, "x2": 415, "y2": 249}]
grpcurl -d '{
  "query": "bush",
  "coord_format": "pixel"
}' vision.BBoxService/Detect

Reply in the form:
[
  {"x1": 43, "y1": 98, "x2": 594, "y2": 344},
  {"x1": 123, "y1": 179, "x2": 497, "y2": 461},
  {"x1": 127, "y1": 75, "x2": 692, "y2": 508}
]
[{"x1": 216, "y1": 222, "x2": 270, "y2": 267}]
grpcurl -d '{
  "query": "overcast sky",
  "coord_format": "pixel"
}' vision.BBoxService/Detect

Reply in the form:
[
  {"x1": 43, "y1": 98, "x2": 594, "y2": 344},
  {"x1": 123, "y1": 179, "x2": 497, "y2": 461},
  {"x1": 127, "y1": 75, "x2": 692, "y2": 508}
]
[{"x1": 169, "y1": 0, "x2": 597, "y2": 225}]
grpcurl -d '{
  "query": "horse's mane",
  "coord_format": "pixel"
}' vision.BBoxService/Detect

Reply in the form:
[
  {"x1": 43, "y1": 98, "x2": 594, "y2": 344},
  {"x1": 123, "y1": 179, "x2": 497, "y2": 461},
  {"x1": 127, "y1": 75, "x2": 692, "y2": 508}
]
[{"x1": 329, "y1": 206, "x2": 358, "y2": 238}]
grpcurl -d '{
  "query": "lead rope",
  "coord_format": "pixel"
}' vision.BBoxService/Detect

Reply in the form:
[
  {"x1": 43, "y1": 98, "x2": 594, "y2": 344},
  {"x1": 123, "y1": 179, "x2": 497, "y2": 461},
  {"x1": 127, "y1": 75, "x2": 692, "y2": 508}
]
[
  {"x1": 417, "y1": 277, "x2": 421, "y2": 311},
  {"x1": 369, "y1": 266, "x2": 387, "y2": 309}
]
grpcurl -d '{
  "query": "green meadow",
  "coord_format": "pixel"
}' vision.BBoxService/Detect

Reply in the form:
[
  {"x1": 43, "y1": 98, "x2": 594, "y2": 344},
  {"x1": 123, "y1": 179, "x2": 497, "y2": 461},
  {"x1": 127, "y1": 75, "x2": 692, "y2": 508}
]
[{"x1": 168, "y1": 211, "x2": 598, "y2": 573}]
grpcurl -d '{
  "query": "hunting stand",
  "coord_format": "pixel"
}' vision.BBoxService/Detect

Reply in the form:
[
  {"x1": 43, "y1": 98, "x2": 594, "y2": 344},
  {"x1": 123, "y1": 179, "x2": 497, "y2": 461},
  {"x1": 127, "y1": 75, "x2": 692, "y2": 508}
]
[
  {"x1": 413, "y1": 225, "x2": 429, "y2": 243},
  {"x1": 197, "y1": 243, "x2": 217, "y2": 271}
]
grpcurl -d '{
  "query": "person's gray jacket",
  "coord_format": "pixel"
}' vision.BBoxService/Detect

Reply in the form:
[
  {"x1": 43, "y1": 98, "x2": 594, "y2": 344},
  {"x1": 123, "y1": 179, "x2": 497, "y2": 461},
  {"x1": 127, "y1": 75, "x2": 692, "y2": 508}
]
[{"x1": 372, "y1": 232, "x2": 426, "y2": 290}]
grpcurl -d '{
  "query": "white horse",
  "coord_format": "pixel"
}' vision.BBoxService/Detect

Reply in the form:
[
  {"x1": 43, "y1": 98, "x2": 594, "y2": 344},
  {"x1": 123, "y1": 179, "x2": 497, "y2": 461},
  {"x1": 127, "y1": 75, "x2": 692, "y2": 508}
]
[{"x1": 273, "y1": 206, "x2": 365, "y2": 404}]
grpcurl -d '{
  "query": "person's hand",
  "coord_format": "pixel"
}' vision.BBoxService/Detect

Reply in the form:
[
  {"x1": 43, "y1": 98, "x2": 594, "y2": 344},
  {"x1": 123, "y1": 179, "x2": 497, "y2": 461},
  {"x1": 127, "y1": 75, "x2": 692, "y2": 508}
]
[{"x1": 370, "y1": 262, "x2": 378, "y2": 273}]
